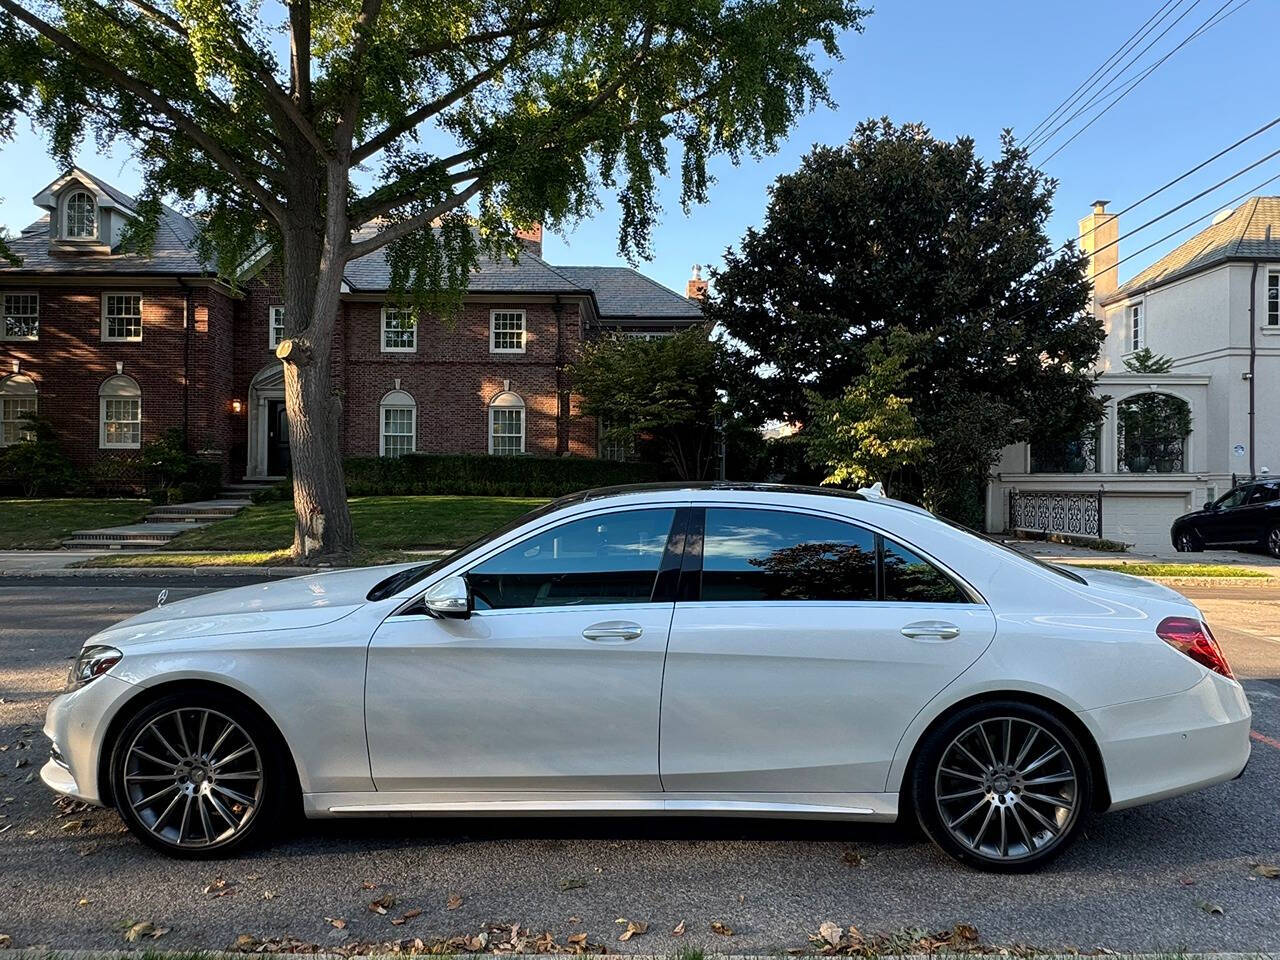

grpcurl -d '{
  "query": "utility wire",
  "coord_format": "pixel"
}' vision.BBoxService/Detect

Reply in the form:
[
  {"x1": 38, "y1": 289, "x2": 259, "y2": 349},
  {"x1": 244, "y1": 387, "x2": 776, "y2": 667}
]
[
  {"x1": 1021, "y1": 0, "x2": 1183, "y2": 147},
  {"x1": 1036, "y1": 0, "x2": 1253, "y2": 164}
]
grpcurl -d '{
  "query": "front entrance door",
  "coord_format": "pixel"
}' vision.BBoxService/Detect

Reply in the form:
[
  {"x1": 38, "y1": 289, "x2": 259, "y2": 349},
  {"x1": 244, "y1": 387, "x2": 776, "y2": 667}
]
[{"x1": 266, "y1": 398, "x2": 291, "y2": 476}]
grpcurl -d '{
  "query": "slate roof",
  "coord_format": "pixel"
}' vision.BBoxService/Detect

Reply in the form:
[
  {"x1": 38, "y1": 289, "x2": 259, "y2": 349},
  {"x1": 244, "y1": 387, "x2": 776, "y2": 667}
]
[
  {"x1": 553, "y1": 266, "x2": 704, "y2": 320},
  {"x1": 1107, "y1": 197, "x2": 1280, "y2": 302},
  {"x1": 2, "y1": 170, "x2": 704, "y2": 322}
]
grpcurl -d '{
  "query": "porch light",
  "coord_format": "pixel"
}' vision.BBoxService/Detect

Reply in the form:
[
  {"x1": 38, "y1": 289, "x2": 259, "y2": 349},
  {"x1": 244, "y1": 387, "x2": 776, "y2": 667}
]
[{"x1": 231, "y1": 398, "x2": 244, "y2": 414}]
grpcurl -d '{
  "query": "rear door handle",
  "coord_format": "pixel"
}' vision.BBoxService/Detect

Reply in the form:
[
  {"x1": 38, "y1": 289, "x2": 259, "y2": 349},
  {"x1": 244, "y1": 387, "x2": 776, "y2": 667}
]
[
  {"x1": 900, "y1": 620, "x2": 960, "y2": 641},
  {"x1": 582, "y1": 621, "x2": 644, "y2": 643}
]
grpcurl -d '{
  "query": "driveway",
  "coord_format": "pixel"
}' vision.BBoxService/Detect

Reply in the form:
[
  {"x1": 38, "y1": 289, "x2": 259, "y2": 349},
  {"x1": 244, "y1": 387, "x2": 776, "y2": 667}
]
[{"x1": 1, "y1": 582, "x2": 1278, "y2": 954}]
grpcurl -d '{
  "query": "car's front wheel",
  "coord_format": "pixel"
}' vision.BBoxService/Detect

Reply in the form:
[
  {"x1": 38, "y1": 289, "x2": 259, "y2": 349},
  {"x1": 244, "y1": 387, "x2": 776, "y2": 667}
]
[
  {"x1": 1175, "y1": 528, "x2": 1202, "y2": 552},
  {"x1": 912, "y1": 701, "x2": 1093, "y2": 872},
  {"x1": 109, "y1": 691, "x2": 289, "y2": 857},
  {"x1": 1266, "y1": 525, "x2": 1280, "y2": 560}
]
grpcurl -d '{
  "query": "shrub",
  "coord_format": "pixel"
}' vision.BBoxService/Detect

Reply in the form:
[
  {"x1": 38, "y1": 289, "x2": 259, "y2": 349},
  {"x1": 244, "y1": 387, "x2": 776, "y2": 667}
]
[
  {"x1": 0, "y1": 414, "x2": 75, "y2": 496},
  {"x1": 140, "y1": 429, "x2": 192, "y2": 490},
  {"x1": 343, "y1": 453, "x2": 669, "y2": 497},
  {"x1": 166, "y1": 486, "x2": 188, "y2": 504},
  {"x1": 91, "y1": 454, "x2": 145, "y2": 495}
]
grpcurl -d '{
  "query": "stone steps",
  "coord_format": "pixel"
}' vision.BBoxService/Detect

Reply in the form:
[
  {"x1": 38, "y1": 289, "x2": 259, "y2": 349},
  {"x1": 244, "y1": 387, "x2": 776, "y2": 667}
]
[
  {"x1": 64, "y1": 485, "x2": 264, "y2": 549},
  {"x1": 146, "y1": 499, "x2": 251, "y2": 523},
  {"x1": 63, "y1": 522, "x2": 205, "y2": 549}
]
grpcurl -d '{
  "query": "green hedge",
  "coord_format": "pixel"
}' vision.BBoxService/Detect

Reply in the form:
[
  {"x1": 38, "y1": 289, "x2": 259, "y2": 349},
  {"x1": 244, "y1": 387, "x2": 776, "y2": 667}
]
[{"x1": 342, "y1": 453, "x2": 669, "y2": 497}]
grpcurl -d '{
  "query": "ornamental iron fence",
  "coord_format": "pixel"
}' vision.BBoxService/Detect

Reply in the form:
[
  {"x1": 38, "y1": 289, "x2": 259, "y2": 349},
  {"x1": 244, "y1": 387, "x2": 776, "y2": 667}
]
[{"x1": 1008, "y1": 489, "x2": 1103, "y2": 539}]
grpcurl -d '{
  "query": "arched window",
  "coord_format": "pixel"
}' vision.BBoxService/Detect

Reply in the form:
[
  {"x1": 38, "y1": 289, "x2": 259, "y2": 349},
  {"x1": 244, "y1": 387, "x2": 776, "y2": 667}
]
[
  {"x1": 1117, "y1": 393, "x2": 1191, "y2": 473},
  {"x1": 0, "y1": 374, "x2": 37, "y2": 446},
  {"x1": 488, "y1": 391, "x2": 525, "y2": 455},
  {"x1": 379, "y1": 389, "x2": 416, "y2": 457},
  {"x1": 99, "y1": 374, "x2": 142, "y2": 449},
  {"x1": 65, "y1": 190, "x2": 97, "y2": 239}
]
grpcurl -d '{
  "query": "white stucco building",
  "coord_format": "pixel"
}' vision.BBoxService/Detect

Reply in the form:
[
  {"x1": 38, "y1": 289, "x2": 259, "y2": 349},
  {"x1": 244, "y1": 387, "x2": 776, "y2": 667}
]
[{"x1": 986, "y1": 197, "x2": 1280, "y2": 551}]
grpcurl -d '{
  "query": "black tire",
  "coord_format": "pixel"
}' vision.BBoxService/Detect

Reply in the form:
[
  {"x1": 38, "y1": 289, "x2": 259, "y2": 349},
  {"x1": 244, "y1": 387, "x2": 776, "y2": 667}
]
[
  {"x1": 109, "y1": 691, "x2": 291, "y2": 858},
  {"x1": 1265, "y1": 525, "x2": 1280, "y2": 560},
  {"x1": 912, "y1": 700, "x2": 1093, "y2": 873},
  {"x1": 1174, "y1": 528, "x2": 1203, "y2": 553}
]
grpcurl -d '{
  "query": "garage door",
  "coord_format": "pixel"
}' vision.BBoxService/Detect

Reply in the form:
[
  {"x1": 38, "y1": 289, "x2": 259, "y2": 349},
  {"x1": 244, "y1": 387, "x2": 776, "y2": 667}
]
[{"x1": 1104, "y1": 494, "x2": 1189, "y2": 552}]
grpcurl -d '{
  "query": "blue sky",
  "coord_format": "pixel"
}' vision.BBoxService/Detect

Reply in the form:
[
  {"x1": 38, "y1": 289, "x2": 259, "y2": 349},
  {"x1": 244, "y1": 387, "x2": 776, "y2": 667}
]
[{"x1": 2, "y1": 0, "x2": 1275, "y2": 296}]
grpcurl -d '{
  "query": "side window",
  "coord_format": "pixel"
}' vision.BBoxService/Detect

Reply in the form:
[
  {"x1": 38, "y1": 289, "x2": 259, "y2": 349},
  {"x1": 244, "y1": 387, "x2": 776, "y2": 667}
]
[
  {"x1": 1245, "y1": 484, "x2": 1278, "y2": 505},
  {"x1": 701, "y1": 508, "x2": 876, "y2": 602},
  {"x1": 1217, "y1": 486, "x2": 1250, "y2": 509},
  {"x1": 468, "y1": 508, "x2": 676, "y2": 611},
  {"x1": 882, "y1": 539, "x2": 967, "y2": 603}
]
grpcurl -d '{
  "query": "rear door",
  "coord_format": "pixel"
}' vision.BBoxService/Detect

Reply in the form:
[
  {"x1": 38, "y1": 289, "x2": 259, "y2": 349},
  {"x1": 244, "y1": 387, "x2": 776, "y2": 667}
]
[
  {"x1": 658, "y1": 506, "x2": 995, "y2": 795},
  {"x1": 366, "y1": 506, "x2": 684, "y2": 793}
]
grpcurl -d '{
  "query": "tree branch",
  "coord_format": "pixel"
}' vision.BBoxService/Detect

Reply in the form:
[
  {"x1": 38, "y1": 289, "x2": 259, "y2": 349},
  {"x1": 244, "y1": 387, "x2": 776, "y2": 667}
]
[
  {"x1": 333, "y1": 0, "x2": 384, "y2": 155},
  {"x1": 288, "y1": 0, "x2": 311, "y2": 112},
  {"x1": 350, "y1": 166, "x2": 486, "y2": 226},
  {"x1": 405, "y1": 12, "x2": 566, "y2": 60},
  {"x1": 0, "y1": 0, "x2": 287, "y2": 224},
  {"x1": 344, "y1": 178, "x2": 485, "y2": 261}
]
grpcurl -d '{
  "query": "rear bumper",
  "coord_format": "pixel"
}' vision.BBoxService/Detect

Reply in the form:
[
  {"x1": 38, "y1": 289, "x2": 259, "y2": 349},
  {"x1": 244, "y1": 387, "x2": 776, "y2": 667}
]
[{"x1": 1085, "y1": 672, "x2": 1251, "y2": 811}]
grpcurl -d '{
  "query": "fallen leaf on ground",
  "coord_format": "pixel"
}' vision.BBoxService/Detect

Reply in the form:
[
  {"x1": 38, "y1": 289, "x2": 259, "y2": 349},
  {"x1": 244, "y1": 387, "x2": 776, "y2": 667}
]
[
  {"x1": 325, "y1": 917, "x2": 348, "y2": 929},
  {"x1": 558, "y1": 876, "x2": 588, "y2": 891},
  {"x1": 1251, "y1": 862, "x2": 1280, "y2": 878},
  {"x1": 0, "y1": 934, "x2": 10, "y2": 949},
  {"x1": 368, "y1": 893, "x2": 397, "y2": 914},
  {"x1": 818, "y1": 922, "x2": 843, "y2": 948},
  {"x1": 711, "y1": 921, "x2": 735, "y2": 936},
  {"x1": 617, "y1": 920, "x2": 648, "y2": 942},
  {"x1": 361, "y1": 881, "x2": 377, "y2": 890},
  {"x1": 76, "y1": 899, "x2": 89, "y2": 908},
  {"x1": 123, "y1": 921, "x2": 156, "y2": 942},
  {"x1": 672, "y1": 921, "x2": 685, "y2": 937},
  {"x1": 1196, "y1": 900, "x2": 1224, "y2": 915},
  {"x1": 446, "y1": 894, "x2": 463, "y2": 910},
  {"x1": 568, "y1": 933, "x2": 588, "y2": 946},
  {"x1": 60, "y1": 819, "x2": 84, "y2": 832},
  {"x1": 262, "y1": 890, "x2": 276, "y2": 900}
]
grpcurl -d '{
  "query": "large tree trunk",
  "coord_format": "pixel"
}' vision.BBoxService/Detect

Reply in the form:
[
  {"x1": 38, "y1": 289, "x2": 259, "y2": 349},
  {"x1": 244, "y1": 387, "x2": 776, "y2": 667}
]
[{"x1": 276, "y1": 196, "x2": 356, "y2": 564}]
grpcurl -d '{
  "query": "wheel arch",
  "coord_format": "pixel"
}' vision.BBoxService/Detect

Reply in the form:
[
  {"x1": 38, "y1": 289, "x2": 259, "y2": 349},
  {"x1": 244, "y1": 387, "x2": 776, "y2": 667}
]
[
  {"x1": 892, "y1": 690, "x2": 1111, "y2": 814},
  {"x1": 96, "y1": 678, "x2": 303, "y2": 809}
]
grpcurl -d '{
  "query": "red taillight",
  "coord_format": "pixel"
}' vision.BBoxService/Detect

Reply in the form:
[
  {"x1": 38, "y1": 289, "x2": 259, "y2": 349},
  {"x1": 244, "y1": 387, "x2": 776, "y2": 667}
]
[{"x1": 1156, "y1": 616, "x2": 1235, "y2": 680}]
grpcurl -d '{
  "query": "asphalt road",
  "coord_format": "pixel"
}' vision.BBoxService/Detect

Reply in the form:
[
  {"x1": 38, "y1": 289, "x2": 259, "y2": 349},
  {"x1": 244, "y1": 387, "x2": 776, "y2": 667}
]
[{"x1": 1, "y1": 581, "x2": 1278, "y2": 954}]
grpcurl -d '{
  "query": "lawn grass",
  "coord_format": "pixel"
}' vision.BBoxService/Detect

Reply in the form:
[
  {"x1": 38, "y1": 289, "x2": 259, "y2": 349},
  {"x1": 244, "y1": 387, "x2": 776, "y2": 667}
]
[
  {"x1": 161, "y1": 495, "x2": 549, "y2": 552},
  {"x1": 1078, "y1": 562, "x2": 1271, "y2": 578},
  {"x1": 0, "y1": 498, "x2": 149, "y2": 549}
]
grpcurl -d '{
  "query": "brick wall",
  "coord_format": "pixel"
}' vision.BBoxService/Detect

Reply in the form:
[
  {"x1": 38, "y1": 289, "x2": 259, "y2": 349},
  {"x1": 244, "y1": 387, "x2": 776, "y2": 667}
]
[{"x1": 0, "y1": 283, "x2": 236, "y2": 473}]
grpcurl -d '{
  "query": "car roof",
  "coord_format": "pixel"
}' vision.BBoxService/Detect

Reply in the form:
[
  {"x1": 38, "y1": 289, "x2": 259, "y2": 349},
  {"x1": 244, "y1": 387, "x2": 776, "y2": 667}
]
[{"x1": 549, "y1": 481, "x2": 934, "y2": 517}]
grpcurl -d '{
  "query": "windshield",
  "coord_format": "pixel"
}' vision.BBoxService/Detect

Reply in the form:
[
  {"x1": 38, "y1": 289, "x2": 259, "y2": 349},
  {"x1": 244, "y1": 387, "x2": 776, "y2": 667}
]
[{"x1": 365, "y1": 496, "x2": 573, "y2": 601}]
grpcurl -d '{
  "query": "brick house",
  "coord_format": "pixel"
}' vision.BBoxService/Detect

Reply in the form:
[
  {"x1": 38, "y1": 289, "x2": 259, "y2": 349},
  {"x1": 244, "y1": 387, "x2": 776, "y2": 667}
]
[{"x1": 0, "y1": 169, "x2": 704, "y2": 481}]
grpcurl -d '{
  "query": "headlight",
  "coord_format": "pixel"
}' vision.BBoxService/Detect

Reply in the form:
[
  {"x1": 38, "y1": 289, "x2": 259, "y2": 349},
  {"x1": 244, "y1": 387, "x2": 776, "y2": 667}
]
[{"x1": 66, "y1": 645, "x2": 122, "y2": 691}]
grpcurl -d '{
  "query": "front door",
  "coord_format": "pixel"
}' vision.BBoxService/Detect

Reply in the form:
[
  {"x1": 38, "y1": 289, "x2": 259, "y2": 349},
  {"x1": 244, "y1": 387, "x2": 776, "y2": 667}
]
[
  {"x1": 365, "y1": 506, "x2": 682, "y2": 793},
  {"x1": 659, "y1": 506, "x2": 996, "y2": 795},
  {"x1": 266, "y1": 398, "x2": 291, "y2": 476}
]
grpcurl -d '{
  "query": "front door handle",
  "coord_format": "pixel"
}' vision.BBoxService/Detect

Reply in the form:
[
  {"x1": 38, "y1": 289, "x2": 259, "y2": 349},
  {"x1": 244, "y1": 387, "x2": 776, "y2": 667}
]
[
  {"x1": 582, "y1": 621, "x2": 644, "y2": 643},
  {"x1": 901, "y1": 620, "x2": 960, "y2": 641}
]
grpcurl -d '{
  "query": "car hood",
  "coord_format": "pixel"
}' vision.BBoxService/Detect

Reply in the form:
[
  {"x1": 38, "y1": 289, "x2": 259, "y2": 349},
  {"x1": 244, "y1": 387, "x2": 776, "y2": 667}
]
[
  {"x1": 1063, "y1": 565, "x2": 1198, "y2": 610},
  {"x1": 91, "y1": 564, "x2": 419, "y2": 649}
]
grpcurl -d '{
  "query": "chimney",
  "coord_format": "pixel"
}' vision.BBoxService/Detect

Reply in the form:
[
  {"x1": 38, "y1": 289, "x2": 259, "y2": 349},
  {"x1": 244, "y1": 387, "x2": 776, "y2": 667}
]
[
  {"x1": 1079, "y1": 200, "x2": 1118, "y2": 300},
  {"x1": 686, "y1": 263, "x2": 708, "y2": 300},
  {"x1": 516, "y1": 223, "x2": 542, "y2": 258}
]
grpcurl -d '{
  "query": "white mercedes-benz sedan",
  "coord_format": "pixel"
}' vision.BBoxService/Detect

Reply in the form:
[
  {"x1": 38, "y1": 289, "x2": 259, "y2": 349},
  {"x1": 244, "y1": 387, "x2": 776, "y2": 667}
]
[{"x1": 42, "y1": 483, "x2": 1251, "y2": 870}]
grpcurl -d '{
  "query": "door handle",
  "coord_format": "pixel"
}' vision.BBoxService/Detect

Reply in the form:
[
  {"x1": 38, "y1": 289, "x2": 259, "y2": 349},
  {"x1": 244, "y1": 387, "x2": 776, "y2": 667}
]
[
  {"x1": 582, "y1": 621, "x2": 644, "y2": 643},
  {"x1": 900, "y1": 620, "x2": 960, "y2": 641}
]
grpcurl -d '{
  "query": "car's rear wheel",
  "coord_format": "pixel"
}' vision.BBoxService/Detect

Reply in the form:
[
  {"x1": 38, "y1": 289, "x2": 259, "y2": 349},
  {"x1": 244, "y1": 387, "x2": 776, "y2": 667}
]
[
  {"x1": 109, "y1": 692, "x2": 287, "y2": 857},
  {"x1": 1266, "y1": 525, "x2": 1280, "y2": 559},
  {"x1": 912, "y1": 701, "x2": 1093, "y2": 872},
  {"x1": 1175, "y1": 529, "x2": 1202, "y2": 552}
]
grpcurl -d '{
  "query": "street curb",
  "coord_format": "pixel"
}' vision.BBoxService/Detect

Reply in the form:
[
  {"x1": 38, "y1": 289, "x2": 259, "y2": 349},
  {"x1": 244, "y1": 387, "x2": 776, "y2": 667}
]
[{"x1": 0, "y1": 565, "x2": 310, "y2": 579}]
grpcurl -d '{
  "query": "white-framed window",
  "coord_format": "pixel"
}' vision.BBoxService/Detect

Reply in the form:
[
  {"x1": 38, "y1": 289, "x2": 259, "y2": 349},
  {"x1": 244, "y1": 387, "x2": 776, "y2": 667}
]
[
  {"x1": 624, "y1": 331, "x2": 673, "y2": 341},
  {"x1": 268, "y1": 305, "x2": 286, "y2": 350},
  {"x1": 1129, "y1": 302, "x2": 1143, "y2": 352},
  {"x1": 65, "y1": 190, "x2": 97, "y2": 239},
  {"x1": 381, "y1": 307, "x2": 417, "y2": 352},
  {"x1": 99, "y1": 374, "x2": 141, "y2": 449},
  {"x1": 101, "y1": 292, "x2": 143, "y2": 342},
  {"x1": 1268, "y1": 270, "x2": 1278, "y2": 327},
  {"x1": 489, "y1": 391, "x2": 526, "y2": 455},
  {"x1": 379, "y1": 389, "x2": 416, "y2": 457},
  {"x1": 598, "y1": 416, "x2": 634, "y2": 461},
  {"x1": 2, "y1": 292, "x2": 38, "y2": 340},
  {"x1": 490, "y1": 309, "x2": 526, "y2": 353},
  {"x1": 0, "y1": 374, "x2": 38, "y2": 446}
]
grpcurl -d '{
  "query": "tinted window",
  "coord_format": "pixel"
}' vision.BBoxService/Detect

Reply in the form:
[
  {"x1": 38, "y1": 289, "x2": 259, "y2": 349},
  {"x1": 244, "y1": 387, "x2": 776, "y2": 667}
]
[
  {"x1": 1216, "y1": 486, "x2": 1251, "y2": 509},
  {"x1": 701, "y1": 508, "x2": 876, "y2": 602},
  {"x1": 882, "y1": 539, "x2": 967, "y2": 603},
  {"x1": 468, "y1": 509, "x2": 675, "y2": 610},
  {"x1": 1246, "y1": 484, "x2": 1279, "y2": 505}
]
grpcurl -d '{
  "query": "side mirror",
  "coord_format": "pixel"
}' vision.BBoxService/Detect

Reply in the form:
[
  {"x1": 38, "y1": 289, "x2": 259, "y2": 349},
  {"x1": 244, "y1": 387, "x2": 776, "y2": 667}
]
[{"x1": 423, "y1": 575, "x2": 471, "y2": 619}]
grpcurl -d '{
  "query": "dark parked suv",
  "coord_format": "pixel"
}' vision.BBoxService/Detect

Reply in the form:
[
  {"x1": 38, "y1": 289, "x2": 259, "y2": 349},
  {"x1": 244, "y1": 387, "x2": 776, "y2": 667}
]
[{"x1": 1171, "y1": 480, "x2": 1280, "y2": 557}]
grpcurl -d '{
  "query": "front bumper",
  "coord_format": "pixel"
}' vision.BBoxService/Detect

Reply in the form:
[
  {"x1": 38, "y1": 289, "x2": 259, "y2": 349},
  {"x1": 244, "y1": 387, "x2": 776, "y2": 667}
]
[
  {"x1": 41, "y1": 673, "x2": 137, "y2": 807},
  {"x1": 1086, "y1": 671, "x2": 1252, "y2": 811}
]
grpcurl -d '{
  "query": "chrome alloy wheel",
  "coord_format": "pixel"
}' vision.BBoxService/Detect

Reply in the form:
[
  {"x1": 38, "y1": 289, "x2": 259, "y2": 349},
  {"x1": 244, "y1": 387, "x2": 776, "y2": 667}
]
[
  {"x1": 934, "y1": 717, "x2": 1080, "y2": 862},
  {"x1": 1177, "y1": 532, "x2": 1196, "y2": 552},
  {"x1": 122, "y1": 708, "x2": 263, "y2": 849},
  {"x1": 1268, "y1": 527, "x2": 1280, "y2": 559}
]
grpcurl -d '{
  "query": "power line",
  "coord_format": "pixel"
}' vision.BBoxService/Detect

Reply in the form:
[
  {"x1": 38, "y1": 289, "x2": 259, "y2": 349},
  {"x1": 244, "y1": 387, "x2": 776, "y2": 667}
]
[
  {"x1": 1021, "y1": 0, "x2": 1183, "y2": 148},
  {"x1": 1036, "y1": 0, "x2": 1253, "y2": 164}
]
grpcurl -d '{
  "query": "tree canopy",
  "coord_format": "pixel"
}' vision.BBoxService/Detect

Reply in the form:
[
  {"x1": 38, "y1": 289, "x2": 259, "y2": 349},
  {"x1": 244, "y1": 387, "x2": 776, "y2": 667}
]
[
  {"x1": 705, "y1": 119, "x2": 1104, "y2": 519},
  {"x1": 0, "y1": 0, "x2": 867, "y2": 559}
]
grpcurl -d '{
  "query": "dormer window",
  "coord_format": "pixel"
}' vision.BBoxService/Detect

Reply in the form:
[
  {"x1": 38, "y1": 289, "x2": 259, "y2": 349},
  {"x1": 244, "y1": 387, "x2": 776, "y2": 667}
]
[{"x1": 65, "y1": 190, "x2": 97, "y2": 239}]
